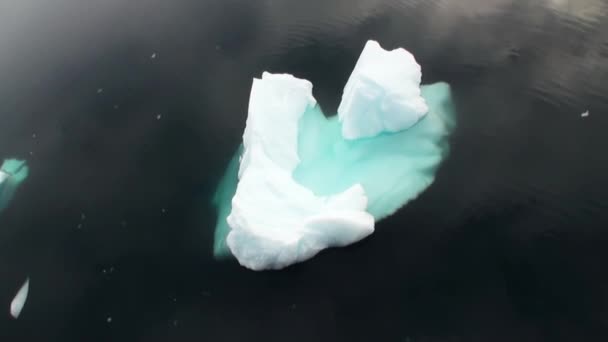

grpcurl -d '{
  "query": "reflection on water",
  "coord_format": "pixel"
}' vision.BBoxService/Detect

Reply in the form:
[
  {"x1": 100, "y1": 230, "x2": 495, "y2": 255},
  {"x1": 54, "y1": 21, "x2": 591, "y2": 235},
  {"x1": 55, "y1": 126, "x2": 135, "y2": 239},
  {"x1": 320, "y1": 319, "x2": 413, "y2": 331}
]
[
  {"x1": 546, "y1": 0, "x2": 608, "y2": 21},
  {"x1": 0, "y1": 0, "x2": 607, "y2": 341}
]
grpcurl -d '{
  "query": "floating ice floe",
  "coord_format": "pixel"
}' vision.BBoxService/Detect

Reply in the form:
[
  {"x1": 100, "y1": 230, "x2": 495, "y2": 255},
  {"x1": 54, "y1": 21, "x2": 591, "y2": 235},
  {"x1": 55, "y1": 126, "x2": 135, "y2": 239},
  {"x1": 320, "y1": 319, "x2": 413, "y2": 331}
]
[
  {"x1": 10, "y1": 278, "x2": 29, "y2": 319},
  {"x1": 0, "y1": 159, "x2": 29, "y2": 213}
]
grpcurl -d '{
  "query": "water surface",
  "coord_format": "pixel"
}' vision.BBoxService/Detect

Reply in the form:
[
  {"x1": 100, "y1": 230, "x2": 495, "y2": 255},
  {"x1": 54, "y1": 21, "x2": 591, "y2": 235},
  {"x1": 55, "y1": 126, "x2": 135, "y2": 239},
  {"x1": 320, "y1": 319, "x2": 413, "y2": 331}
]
[{"x1": 0, "y1": 0, "x2": 607, "y2": 341}]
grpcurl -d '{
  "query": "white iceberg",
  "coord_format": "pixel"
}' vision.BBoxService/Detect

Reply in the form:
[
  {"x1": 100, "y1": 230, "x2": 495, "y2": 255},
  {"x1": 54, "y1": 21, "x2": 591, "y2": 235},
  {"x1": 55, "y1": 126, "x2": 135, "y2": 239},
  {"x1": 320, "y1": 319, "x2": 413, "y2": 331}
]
[{"x1": 215, "y1": 40, "x2": 456, "y2": 270}]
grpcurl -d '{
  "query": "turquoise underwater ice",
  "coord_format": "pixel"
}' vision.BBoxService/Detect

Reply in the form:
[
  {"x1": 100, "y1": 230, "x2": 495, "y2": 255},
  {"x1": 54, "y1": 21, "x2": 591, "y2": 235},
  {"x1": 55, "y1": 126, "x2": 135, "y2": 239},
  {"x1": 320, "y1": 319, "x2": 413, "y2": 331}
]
[
  {"x1": 212, "y1": 82, "x2": 456, "y2": 259},
  {"x1": 0, "y1": 159, "x2": 29, "y2": 213}
]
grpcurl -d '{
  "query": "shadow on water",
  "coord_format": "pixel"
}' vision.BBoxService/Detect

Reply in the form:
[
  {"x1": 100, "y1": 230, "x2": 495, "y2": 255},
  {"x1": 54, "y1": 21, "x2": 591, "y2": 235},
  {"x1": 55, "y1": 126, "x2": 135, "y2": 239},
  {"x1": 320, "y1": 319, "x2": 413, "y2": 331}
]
[{"x1": 0, "y1": 0, "x2": 608, "y2": 341}]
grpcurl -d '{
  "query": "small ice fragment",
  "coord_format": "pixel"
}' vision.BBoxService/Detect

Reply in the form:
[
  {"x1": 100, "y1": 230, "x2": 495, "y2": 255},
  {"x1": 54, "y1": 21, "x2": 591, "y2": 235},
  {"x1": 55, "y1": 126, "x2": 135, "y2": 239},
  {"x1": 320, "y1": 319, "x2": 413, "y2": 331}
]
[
  {"x1": 172, "y1": 319, "x2": 179, "y2": 327},
  {"x1": 161, "y1": 208, "x2": 166, "y2": 213},
  {"x1": 10, "y1": 278, "x2": 29, "y2": 319},
  {"x1": 28, "y1": 151, "x2": 33, "y2": 156},
  {"x1": 581, "y1": 110, "x2": 589, "y2": 117},
  {"x1": 77, "y1": 223, "x2": 82, "y2": 229},
  {"x1": 32, "y1": 133, "x2": 36, "y2": 139},
  {"x1": 156, "y1": 114, "x2": 162, "y2": 120},
  {"x1": 106, "y1": 316, "x2": 112, "y2": 323},
  {"x1": 151, "y1": 53, "x2": 157, "y2": 59},
  {"x1": 120, "y1": 220, "x2": 127, "y2": 227},
  {"x1": 97, "y1": 88, "x2": 103, "y2": 94},
  {"x1": 81, "y1": 213, "x2": 86, "y2": 220},
  {"x1": 0, "y1": 159, "x2": 30, "y2": 213},
  {"x1": 113, "y1": 105, "x2": 119, "y2": 110}
]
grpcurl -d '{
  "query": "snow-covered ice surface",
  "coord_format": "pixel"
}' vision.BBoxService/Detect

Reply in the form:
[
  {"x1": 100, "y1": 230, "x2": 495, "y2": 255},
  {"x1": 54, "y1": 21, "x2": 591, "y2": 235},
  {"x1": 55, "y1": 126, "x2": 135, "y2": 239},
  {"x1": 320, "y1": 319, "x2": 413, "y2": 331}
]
[
  {"x1": 213, "y1": 41, "x2": 456, "y2": 270},
  {"x1": 338, "y1": 40, "x2": 428, "y2": 139},
  {"x1": 225, "y1": 73, "x2": 374, "y2": 271}
]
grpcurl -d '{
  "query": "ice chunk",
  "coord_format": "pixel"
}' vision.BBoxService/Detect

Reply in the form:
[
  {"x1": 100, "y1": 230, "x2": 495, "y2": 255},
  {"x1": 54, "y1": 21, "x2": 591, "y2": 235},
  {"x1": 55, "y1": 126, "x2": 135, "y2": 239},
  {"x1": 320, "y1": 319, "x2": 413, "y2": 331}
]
[
  {"x1": 10, "y1": 278, "x2": 29, "y2": 319},
  {"x1": 338, "y1": 40, "x2": 428, "y2": 139},
  {"x1": 581, "y1": 110, "x2": 589, "y2": 117},
  {"x1": 0, "y1": 159, "x2": 29, "y2": 212},
  {"x1": 226, "y1": 73, "x2": 374, "y2": 270},
  {"x1": 212, "y1": 41, "x2": 456, "y2": 270}
]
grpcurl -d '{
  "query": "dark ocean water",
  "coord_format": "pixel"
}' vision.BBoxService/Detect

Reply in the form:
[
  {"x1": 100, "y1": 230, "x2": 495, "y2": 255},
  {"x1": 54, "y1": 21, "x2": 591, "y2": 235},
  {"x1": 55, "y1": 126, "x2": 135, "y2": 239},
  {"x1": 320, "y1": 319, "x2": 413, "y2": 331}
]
[{"x1": 1, "y1": 0, "x2": 608, "y2": 341}]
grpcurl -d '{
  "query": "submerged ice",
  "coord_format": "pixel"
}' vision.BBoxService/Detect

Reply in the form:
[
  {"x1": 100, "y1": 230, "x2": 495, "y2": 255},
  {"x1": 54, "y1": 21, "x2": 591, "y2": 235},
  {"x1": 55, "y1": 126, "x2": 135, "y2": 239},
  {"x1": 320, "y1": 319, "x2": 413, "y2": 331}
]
[{"x1": 213, "y1": 40, "x2": 456, "y2": 270}]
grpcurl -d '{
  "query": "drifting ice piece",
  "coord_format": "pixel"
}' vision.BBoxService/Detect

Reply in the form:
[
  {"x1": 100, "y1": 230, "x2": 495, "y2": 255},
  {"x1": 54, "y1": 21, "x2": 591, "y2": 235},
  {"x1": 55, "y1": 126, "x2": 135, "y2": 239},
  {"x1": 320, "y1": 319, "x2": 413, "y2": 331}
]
[
  {"x1": 338, "y1": 40, "x2": 428, "y2": 139},
  {"x1": 214, "y1": 40, "x2": 456, "y2": 271},
  {"x1": 226, "y1": 73, "x2": 374, "y2": 271},
  {"x1": 10, "y1": 278, "x2": 29, "y2": 319},
  {"x1": 0, "y1": 159, "x2": 29, "y2": 212}
]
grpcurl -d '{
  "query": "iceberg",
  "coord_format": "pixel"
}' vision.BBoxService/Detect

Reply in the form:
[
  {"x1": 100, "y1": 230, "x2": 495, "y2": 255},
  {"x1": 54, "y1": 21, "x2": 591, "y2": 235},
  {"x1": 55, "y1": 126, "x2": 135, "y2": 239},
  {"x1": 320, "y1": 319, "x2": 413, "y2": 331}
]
[
  {"x1": 212, "y1": 40, "x2": 456, "y2": 270},
  {"x1": 0, "y1": 159, "x2": 29, "y2": 213}
]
